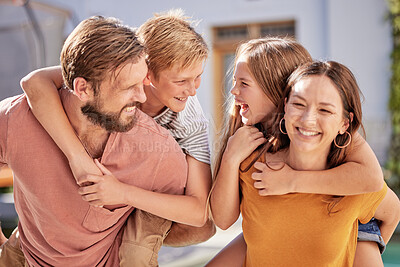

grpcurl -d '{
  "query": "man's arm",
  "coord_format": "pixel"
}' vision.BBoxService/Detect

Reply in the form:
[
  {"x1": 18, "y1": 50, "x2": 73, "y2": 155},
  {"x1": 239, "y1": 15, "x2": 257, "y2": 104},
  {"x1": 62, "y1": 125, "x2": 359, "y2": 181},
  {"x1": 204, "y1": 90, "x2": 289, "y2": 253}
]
[{"x1": 163, "y1": 218, "x2": 216, "y2": 247}]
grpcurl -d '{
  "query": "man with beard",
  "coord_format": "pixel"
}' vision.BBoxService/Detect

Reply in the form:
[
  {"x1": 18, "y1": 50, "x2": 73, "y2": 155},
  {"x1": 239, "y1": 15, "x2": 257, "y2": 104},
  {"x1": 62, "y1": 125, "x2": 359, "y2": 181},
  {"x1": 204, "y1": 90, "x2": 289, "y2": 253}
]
[{"x1": 0, "y1": 16, "x2": 188, "y2": 266}]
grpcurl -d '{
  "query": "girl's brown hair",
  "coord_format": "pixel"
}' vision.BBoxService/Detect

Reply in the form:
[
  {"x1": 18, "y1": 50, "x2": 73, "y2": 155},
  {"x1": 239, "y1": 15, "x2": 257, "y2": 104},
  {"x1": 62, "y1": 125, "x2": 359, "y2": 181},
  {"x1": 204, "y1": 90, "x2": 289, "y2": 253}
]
[{"x1": 213, "y1": 36, "x2": 312, "y2": 178}]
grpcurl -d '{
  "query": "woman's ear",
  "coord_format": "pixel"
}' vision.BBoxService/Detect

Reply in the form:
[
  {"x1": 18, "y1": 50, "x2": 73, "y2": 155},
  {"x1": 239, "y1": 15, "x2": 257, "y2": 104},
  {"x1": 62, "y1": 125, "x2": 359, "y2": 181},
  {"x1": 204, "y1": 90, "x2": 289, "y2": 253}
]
[
  {"x1": 72, "y1": 77, "x2": 91, "y2": 101},
  {"x1": 339, "y1": 120, "x2": 349, "y2": 135},
  {"x1": 339, "y1": 112, "x2": 353, "y2": 134},
  {"x1": 349, "y1": 112, "x2": 354, "y2": 123}
]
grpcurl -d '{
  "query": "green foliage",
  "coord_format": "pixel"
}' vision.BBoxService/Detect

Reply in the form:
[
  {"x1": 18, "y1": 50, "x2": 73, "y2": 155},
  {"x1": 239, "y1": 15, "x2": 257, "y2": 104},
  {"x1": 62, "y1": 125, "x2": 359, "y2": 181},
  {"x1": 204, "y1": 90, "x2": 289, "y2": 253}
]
[
  {"x1": 387, "y1": 0, "x2": 400, "y2": 194},
  {"x1": 0, "y1": 186, "x2": 12, "y2": 194}
]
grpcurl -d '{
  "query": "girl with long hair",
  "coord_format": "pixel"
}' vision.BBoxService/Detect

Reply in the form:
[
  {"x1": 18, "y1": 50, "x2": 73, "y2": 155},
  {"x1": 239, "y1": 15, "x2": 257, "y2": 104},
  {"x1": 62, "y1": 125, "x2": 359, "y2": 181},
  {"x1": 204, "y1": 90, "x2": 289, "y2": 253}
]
[{"x1": 209, "y1": 38, "x2": 399, "y2": 266}]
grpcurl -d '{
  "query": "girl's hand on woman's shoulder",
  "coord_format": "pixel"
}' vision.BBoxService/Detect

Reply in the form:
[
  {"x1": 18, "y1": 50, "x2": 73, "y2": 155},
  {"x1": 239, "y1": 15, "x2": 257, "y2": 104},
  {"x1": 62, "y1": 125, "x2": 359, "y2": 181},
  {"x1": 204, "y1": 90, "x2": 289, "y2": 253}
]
[
  {"x1": 223, "y1": 126, "x2": 266, "y2": 167},
  {"x1": 252, "y1": 161, "x2": 295, "y2": 196}
]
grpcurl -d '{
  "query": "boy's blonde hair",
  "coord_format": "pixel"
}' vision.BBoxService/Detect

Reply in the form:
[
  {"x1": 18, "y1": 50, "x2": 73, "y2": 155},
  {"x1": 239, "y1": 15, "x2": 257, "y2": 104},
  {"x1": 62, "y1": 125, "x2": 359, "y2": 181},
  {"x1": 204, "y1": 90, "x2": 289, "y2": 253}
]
[{"x1": 138, "y1": 9, "x2": 208, "y2": 79}]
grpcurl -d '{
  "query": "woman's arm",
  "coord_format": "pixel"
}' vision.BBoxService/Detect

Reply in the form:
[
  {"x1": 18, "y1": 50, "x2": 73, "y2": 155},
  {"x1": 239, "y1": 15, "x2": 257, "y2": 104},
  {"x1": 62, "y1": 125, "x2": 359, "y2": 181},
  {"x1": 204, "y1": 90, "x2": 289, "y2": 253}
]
[
  {"x1": 252, "y1": 132, "x2": 384, "y2": 196},
  {"x1": 373, "y1": 187, "x2": 400, "y2": 244},
  {"x1": 79, "y1": 156, "x2": 212, "y2": 227},
  {"x1": 210, "y1": 126, "x2": 266, "y2": 230},
  {"x1": 20, "y1": 67, "x2": 101, "y2": 183}
]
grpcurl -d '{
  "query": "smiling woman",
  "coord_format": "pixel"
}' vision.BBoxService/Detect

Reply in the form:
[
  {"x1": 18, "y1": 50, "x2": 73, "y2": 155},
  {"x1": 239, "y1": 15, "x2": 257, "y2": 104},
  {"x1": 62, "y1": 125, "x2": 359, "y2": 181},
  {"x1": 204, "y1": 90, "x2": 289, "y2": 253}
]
[
  {"x1": 283, "y1": 75, "x2": 350, "y2": 164},
  {"x1": 209, "y1": 50, "x2": 399, "y2": 266},
  {"x1": 278, "y1": 61, "x2": 363, "y2": 169},
  {"x1": 236, "y1": 61, "x2": 400, "y2": 266}
]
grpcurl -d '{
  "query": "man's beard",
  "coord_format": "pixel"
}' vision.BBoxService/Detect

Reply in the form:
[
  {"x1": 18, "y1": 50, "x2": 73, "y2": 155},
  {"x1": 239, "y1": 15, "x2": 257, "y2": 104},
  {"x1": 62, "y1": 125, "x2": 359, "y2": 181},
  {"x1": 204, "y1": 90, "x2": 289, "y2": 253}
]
[{"x1": 81, "y1": 100, "x2": 139, "y2": 133}]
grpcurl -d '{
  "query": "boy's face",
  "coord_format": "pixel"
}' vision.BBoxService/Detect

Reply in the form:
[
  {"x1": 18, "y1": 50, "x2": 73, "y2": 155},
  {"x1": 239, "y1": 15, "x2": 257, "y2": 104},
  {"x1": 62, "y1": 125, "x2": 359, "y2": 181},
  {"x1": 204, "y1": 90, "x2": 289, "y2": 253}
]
[{"x1": 147, "y1": 60, "x2": 204, "y2": 113}]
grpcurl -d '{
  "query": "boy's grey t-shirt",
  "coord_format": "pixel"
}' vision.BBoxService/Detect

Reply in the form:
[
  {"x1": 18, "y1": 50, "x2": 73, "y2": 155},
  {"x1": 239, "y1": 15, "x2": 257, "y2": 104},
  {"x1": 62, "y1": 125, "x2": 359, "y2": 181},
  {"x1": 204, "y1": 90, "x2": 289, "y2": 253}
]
[{"x1": 153, "y1": 95, "x2": 210, "y2": 164}]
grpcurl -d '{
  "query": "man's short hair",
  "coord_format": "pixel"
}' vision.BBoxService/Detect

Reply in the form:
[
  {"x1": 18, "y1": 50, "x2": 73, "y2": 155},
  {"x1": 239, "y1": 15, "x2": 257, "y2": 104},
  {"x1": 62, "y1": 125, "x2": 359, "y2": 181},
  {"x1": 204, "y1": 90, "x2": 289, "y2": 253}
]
[
  {"x1": 138, "y1": 9, "x2": 208, "y2": 79},
  {"x1": 60, "y1": 16, "x2": 146, "y2": 94}
]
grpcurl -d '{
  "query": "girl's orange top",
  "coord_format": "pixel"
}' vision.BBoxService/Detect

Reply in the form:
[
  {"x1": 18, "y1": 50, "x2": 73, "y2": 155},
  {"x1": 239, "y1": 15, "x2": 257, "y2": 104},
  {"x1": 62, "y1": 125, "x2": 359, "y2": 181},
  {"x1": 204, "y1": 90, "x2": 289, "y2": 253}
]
[{"x1": 240, "y1": 152, "x2": 387, "y2": 267}]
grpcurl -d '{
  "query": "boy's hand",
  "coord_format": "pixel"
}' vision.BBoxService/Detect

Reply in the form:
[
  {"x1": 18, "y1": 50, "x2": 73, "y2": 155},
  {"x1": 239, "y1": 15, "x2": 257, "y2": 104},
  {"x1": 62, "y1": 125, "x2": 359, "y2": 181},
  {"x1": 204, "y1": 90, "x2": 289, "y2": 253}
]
[
  {"x1": 78, "y1": 159, "x2": 127, "y2": 207},
  {"x1": 69, "y1": 154, "x2": 102, "y2": 186}
]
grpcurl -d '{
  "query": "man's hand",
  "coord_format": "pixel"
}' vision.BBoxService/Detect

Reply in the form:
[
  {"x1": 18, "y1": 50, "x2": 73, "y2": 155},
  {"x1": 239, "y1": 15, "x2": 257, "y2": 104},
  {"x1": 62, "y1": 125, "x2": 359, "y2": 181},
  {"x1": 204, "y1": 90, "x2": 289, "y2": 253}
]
[
  {"x1": 252, "y1": 161, "x2": 295, "y2": 196},
  {"x1": 163, "y1": 219, "x2": 216, "y2": 247}
]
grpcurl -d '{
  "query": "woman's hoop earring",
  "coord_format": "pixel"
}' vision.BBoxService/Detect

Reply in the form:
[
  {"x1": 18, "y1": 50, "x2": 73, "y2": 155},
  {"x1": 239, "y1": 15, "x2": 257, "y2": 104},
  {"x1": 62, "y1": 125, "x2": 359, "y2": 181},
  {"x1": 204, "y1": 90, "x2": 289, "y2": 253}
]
[
  {"x1": 279, "y1": 118, "x2": 287, "y2": 135},
  {"x1": 334, "y1": 131, "x2": 352, "y2": 149}
]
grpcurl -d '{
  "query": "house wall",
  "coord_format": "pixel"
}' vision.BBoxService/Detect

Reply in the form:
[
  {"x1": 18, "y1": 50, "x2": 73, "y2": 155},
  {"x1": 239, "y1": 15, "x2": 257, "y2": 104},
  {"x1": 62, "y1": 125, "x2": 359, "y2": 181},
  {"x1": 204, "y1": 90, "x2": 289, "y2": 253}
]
[{"x1": 0, "y1": 0, "x2": 392, "y2": 162}]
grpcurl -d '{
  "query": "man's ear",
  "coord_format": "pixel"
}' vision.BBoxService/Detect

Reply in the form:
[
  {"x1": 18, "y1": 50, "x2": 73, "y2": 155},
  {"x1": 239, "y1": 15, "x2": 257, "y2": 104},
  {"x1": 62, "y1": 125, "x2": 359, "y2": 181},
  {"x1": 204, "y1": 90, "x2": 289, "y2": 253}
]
[{"x1": 73, "y1": 77, "x2": 91, "y2": 101}]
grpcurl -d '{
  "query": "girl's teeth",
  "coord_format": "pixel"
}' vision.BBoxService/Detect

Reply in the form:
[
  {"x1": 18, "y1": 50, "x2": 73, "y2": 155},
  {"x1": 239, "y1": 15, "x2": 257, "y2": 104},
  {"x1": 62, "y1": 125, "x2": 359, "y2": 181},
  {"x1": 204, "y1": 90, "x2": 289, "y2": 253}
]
[{"x1": 175, "y1": 97, "x2": 187, "y2": 101}]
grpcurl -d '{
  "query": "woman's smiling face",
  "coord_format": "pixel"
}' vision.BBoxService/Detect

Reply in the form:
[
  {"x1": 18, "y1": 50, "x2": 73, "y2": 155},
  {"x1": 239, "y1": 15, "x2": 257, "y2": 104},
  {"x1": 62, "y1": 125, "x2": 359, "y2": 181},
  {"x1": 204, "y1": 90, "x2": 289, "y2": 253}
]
[{"x1": 284, "y1": 75, "x2": 349, "y2": 156}]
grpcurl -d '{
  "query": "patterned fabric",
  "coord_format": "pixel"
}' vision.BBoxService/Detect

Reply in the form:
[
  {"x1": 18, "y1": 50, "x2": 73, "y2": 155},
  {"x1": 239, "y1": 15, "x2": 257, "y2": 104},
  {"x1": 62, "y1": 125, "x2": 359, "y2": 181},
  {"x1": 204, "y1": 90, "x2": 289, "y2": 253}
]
[{"x1": 153, "y1": 95, "x2": 210, "y2": 164}]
